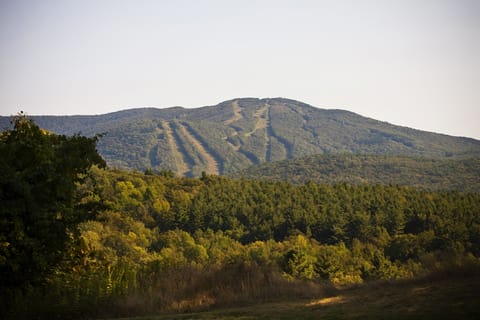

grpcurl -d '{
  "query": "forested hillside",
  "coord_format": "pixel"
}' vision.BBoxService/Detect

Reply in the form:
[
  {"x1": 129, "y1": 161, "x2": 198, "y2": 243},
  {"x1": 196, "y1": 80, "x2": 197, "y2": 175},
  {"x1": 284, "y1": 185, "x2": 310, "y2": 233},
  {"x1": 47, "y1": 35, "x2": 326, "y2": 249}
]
[
  {"x1": 3, "y1": 165, "x2": 480, "y2": 318},
  {"x1": 233, "y1": 154, "x2": 480, "y2": 193},
  {"x1": 2, "y1": 98, "x2": 479, "y2": 175},
  {"x1": 2, "y1": 115, "x2": 480, "y2": 319}
]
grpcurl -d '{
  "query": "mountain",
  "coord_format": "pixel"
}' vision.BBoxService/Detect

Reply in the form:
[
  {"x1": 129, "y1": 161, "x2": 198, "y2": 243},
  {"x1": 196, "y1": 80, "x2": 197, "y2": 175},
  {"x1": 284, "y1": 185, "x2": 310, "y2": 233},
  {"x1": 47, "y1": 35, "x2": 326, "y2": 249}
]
[
  {"x1": 231, "y1": 154, "x2": 480, "y2": 193},
  {"x1": 1, "y1": 98, "x2": 480, "y2": 176}
]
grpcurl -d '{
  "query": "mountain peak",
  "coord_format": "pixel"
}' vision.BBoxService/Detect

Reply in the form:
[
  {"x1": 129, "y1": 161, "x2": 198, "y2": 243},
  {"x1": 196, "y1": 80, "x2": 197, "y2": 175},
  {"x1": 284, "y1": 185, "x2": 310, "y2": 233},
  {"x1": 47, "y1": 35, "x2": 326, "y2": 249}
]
[{"x1": 1, "y1": 98, "x2": 479, "y2": 176}]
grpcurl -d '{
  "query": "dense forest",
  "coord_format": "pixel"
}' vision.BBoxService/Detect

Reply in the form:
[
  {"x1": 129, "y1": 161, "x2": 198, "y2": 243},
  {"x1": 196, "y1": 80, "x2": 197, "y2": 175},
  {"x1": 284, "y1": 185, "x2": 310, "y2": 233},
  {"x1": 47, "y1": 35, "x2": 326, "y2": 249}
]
[
  {"x1": 233, "y1": 154, "x2": 480, "y2": 193},
  {"x1": 1, "y1": 117, "x2": 480, "y2": 319}
]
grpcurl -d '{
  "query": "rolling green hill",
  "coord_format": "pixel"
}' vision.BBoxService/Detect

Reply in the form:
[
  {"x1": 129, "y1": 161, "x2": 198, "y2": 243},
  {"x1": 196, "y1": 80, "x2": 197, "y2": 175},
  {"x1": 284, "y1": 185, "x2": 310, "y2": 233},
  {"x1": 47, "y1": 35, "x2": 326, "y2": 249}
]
[
  {"x1": 232, "y1": 154, "x2": 480, "y2": 193},
  {"x1": 2, "y1": 98, "x2": 480, "y2": 176}
]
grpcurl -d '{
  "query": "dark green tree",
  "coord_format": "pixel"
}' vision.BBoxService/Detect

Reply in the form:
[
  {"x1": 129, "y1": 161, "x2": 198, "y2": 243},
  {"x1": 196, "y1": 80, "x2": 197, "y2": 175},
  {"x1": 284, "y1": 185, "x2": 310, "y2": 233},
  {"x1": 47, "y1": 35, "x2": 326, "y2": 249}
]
[{"x1": 0, "y1": 113, "x2": 106, "y2": 291}]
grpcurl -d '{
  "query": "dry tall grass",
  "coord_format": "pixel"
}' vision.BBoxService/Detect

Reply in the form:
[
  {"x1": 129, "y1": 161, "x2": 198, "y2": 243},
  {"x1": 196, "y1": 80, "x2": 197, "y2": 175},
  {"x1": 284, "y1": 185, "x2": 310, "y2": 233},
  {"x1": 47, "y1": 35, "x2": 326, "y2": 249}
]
[{"x1": 104, "y1": 262, "x2": 335, "y2": 318}]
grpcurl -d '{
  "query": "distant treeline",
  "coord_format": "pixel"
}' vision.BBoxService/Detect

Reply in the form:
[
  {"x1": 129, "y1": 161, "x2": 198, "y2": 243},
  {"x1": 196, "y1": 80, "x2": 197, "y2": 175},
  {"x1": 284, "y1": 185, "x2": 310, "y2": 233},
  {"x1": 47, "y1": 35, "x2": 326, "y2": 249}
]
[{"x1": 233, "y1": 154, "x2": 480, "y2": 193}]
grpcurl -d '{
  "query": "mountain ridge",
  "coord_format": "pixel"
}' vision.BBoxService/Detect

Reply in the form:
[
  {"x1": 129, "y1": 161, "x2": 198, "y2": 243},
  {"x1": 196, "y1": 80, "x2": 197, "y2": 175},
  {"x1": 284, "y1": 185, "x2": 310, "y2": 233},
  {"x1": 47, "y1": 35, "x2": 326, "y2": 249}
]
[
  {"x1": 1, "y1": 97, "x2": 479, "y2": 176},
  {"x1": 3, "y1": 98, "x2": 478, "y2": 140}
]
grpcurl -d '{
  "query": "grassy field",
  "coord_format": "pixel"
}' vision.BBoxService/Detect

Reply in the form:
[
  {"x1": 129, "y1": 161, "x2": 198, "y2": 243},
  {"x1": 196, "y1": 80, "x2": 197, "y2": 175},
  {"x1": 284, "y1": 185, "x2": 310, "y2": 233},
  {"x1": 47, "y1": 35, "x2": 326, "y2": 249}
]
[{"x1": 111, "y1": 270, "x2": 480, "y2": 320}]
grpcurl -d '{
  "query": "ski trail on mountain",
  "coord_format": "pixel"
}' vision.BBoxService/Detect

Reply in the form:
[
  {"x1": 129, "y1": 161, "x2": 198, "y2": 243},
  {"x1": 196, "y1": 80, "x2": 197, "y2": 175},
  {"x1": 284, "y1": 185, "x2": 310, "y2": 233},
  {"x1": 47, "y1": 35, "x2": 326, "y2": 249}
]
[
  {"x1": 177, "y1": 122, "x2": 220, "y2": 175},
  {"x1": 223, "y1": 100, "x2": 243, "y2": 151},
  {"x1": 242, "y1": 103, "x2": 272, "y2": 162},
  {"x1": 224, "y1": 135, "x2": 241, "y2": 151},
  {"x1": 245, "y1": 103, "x2": 269, "y2": 137},
  {"x1": 162, "y1": 121, "x2": 189, "y2": 176},
  {"x1": 224, "y1": 100, "x2": 243, "y2": 125},
  {"x1": 265, "y1": 103, "x2": 272, "y2": 162},
  {"x1": 266, "y1": 104, "x2": 290, "y2": 160}
]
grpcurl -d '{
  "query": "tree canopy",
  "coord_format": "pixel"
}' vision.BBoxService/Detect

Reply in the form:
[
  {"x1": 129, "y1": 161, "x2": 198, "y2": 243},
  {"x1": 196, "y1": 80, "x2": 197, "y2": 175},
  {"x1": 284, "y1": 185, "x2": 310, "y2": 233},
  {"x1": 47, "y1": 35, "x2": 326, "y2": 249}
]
[
  {"x1": 1, "y1": 115, "x2": 480, "y2": 319},
  {"x1": 0, "y1": 113, "x2": 106, "y2": 290}
]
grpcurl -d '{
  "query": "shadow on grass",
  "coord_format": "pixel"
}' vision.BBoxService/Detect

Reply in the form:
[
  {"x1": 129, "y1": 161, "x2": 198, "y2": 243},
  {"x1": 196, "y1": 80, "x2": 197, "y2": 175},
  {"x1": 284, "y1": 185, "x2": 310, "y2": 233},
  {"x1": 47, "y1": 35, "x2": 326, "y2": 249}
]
[{"x1": 142, "y1": 264, "x2": 480, "y2": 320}]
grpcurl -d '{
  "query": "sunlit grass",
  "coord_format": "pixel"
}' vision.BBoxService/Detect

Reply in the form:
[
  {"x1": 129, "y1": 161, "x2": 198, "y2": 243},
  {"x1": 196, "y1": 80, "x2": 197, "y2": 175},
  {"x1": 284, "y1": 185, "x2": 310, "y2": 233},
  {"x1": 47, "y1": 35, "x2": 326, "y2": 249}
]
[{"x1": 114, "y1": 270, "x2": 480, "y2": 320}]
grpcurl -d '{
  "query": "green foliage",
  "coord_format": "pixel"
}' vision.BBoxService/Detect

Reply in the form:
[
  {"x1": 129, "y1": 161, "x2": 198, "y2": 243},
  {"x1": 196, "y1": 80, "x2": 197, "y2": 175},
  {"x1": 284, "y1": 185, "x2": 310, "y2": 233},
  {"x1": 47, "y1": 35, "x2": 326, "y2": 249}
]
[
  {"x1": 0, "y1": 114, "x2": 105, "y2": 318},
  {"x1": 0, "y1": 114, "x2": 105, "y2": 289},
  {"x1": 2, "y1": 130, "x2": 480, "y2": 318},
  {"x1": 70, "y1": 168, "x2": 480, "y2": 289},
  {"x1": 281, "y1": 235, "x2": 319, "y2": 280},
  {"x1": 2, "y1": 98, "x2": 479, "y2": 176},
  {"x1": 234, "y1": 154, "x2": 480, "y2": 193}
]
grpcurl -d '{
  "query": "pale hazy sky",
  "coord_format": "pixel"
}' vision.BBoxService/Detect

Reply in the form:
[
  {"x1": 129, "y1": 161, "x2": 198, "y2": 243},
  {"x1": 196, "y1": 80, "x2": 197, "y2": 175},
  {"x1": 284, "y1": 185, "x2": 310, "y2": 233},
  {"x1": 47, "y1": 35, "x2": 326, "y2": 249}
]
[{"x1": 1, "y1": 0, "x2": 479, "y2": 139}]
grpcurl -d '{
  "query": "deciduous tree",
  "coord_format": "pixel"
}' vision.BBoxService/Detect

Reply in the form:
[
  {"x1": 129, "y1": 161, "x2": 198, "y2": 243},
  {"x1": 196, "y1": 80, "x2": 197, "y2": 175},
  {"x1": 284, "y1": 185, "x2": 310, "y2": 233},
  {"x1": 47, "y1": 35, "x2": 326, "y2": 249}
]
[{"x1": 0, "y1": 113, "x2": 105, "y2": 291}]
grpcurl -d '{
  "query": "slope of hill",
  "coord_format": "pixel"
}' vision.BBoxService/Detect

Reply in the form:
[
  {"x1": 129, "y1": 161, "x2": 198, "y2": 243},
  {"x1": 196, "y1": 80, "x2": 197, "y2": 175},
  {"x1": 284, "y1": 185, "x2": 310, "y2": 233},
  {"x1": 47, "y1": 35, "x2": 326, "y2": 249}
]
[
  {"x1": 232, "y1": 154, "x2": 480, "y2": 193},
  {"x1": 2, "y1": 98, "x2": 480, "y2": 176}
]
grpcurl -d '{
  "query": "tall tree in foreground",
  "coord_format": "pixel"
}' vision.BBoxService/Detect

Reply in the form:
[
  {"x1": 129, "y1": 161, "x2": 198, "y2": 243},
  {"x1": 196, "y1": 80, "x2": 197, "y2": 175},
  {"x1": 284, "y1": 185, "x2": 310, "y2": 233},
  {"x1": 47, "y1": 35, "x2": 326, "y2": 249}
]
[{"x1": 0, "y1": 113, "x2": 106, "y2": 292}]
